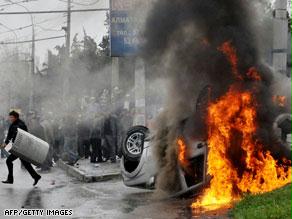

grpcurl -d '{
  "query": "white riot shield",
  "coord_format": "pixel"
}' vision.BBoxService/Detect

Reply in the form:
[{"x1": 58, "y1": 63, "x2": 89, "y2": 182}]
[{"x1": 9, "y1": 128, "x2": 49, "y2": 166}]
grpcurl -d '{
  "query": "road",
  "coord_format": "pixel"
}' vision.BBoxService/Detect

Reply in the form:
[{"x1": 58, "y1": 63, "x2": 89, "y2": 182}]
[{"x1": 0, "y1": 159, "x2": 229, "y2": 219}]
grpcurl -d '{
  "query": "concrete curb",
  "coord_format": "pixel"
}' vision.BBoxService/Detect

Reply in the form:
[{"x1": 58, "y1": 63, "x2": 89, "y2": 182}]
[{"x1": 57, "y1": 160, "x2": 121, "y2": 183}]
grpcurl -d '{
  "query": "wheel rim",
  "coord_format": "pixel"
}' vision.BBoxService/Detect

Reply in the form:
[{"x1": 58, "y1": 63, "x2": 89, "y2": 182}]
[{"x1": 126, "y1": 132, "x2": 144, "y2": 155}]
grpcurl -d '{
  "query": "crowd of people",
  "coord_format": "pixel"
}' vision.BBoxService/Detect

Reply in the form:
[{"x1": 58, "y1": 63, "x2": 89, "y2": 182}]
[{"x1": 0, "y1": 96, "x2": 134, "y2": 170}]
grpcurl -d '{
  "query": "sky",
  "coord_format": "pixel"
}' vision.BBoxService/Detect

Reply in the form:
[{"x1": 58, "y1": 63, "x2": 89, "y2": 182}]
[
  {"x1": 0, "y1": 0, "x2": 109, "y2": 65},
  {"x1": 0, "y1": 0, "x2": 290, "y2": 66}
]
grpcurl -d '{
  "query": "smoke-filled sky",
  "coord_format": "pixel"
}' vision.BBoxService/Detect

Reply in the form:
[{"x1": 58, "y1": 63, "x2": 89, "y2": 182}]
[
  {"x1": 0, "y1": 0, "x2": 289, "y2": 66},
  {"x1": 0, "y1": 0, "x2": 108, "y2": 65}
]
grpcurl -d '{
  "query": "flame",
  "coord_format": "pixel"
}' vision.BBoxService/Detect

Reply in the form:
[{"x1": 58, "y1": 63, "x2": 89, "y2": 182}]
[
  {"x1": 273, "y1": 95, "x2": 287, "y2": 107},
  {"x1": 191, "y1": 41, "x2": 291, "y2": 210},
  {"x1": 178, "y1": 138, "x2": 189, "y2": 168},
  {"x1": 218, "y1": 41, "x2": 243, "y2": 80},
  {"x1": 247, "y1": 67, "x2": 261, "y2": 81},
  {"x1": 192, "y1": 88, "x2": 291, "y2": 210}
]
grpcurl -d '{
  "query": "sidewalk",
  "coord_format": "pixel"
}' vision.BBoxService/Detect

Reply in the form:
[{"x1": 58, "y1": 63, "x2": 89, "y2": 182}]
[{"x1": 57, "y1": 159, "x2": 121, "y2": 183}]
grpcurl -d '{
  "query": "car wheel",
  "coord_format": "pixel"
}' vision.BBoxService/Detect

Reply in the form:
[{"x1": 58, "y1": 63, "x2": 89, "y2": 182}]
[
  {"x1": 122, "y1": 126, "x2": 149, "y2": 161},
  {"x1": 273, "y1": 114, "x2": 291, "y2": 158}
]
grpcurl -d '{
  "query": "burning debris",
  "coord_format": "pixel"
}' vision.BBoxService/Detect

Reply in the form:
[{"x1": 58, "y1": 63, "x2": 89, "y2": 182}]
[
  {"x1": 273, "y1": 95, "x2": 287, "y2": 107},
  {"x1": 192, "y1": 85, "x2": 291, "y2": 209},
  {"x1": 177, "y1": 138, "x2": 188, "y2": 169},
  {"x1": 191, "y1": 40, "x2": 291, "y2": 209},
  {"x1": 142, "y1": 0, "x2": 291, "y2": 209}
]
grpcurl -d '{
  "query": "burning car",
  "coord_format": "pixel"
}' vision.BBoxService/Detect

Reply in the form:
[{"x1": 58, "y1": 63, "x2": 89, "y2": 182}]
[
  {"x1": 123, "y1": 0, "x2": 291, "y2": 209},
  {"x1": 121, "y1": 85, "x2": 216, "y2": 197},
  {"x1": 120, "y1": 86, "x2": 213, "y2": 196},
  {"x1": 120, "y1": 124, "x2": 208, "y2": 197},
  {"x1": 120, "y1": 85, "x2": 291, "y2": 198}
]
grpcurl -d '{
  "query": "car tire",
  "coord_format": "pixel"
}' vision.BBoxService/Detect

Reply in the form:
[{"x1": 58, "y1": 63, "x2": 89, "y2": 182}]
[
  {"x1": 273, "y1": 114, "x2": 291, "y2": 156},
  {"x1": 122, "y1": 126, "x2": 149, "y2": 161}
]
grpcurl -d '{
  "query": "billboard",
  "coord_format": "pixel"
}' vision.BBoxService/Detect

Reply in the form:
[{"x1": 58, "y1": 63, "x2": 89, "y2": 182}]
[{"x1": 110, "y1": 0, "x2": 147, "y2": 57}]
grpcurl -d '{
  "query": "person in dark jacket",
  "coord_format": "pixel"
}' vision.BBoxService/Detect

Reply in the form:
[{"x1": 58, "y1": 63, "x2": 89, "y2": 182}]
[
  {"x1": 89, "y1": 114, "x2": 103, "y2": 163},
  {"x1": 62, "y1": 115, "x2": 79, "y2": 166},
  {"x1": 102, "y1": 113, "x2": 118, "y2": 163},
  {"x1": 1, "y1": 111, "x2": 41, "y2": 185},
  {"x1": 40, "y1": 116, "x2": 55, "y2": 171},
  {"x1": 77, "y1": 117, "x2": 91, "y2": 159},
  {"x1": 52, "y1": 119, "x2": 63, "y2": 162}
]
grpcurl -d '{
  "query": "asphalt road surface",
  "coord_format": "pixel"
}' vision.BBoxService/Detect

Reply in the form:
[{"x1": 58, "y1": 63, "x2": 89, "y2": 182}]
[{"x1": 0, "y1": 159, "x2": 229, "y2": 219}]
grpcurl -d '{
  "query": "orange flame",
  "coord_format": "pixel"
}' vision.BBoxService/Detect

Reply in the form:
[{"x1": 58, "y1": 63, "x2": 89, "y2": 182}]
[
  {"x1": 192, "y1": 88, "x2": 291, "y2": 210},
  {"x1": 247, "y1": 67, "x2": 261, "y2": 81},
  {"x1": 178, "y1": 138, "x2": 189, "y2": 168},
  {"x1": 191, "y1": 41, "x2": 291, "y2": 210},
  {"x1": 218, "y1": 41, "x2": 243, "y2": 80},
  {"x1": 218, "y1": 42, "x2": 262, "y2": 82},
  {"x1": 273, "y1": 95, "x2": 287, "y2": 107}
]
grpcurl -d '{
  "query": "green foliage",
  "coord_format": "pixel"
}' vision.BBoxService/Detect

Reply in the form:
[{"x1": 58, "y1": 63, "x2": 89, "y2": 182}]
[
  {"x1": 52, "y1": 30, "x2": 110, "y2": 74},
  {"x1": 45, "y1": 30, "x2": 111, "y2": 100},
  {"x1": 231, "y1": 185, "x2": 291, "y2": 219},
  {"x1": 71, "y1": 34, "x2": 83, "y2": 59},
  {"x1": 99, "y1": 35, "x2": 110, "y2": 57}
]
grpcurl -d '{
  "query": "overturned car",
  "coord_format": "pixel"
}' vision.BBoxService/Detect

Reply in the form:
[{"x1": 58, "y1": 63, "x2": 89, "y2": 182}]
[
  {"x1": 120, "y1": 124, "x2": 208, "y2": 196},
  {"x1": 121, "y1": 112, "x2": 291, "y2": 196},
  {"x1": 120, "y1": 86, "x2": 291, "y2": 197},
  {"x1": 120, "y1": 86, "x2": 213, "y2": 196}
]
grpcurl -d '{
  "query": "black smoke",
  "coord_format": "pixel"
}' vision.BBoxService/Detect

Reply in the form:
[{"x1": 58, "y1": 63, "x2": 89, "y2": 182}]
[{"x1": 141, "y1": 0, "x2": 289, "y2": 195}]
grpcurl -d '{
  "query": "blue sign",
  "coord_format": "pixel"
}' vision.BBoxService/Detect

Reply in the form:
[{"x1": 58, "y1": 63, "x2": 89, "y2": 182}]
[{"x1": 110, "y1": 0, "x2": 140, "y2": 57}]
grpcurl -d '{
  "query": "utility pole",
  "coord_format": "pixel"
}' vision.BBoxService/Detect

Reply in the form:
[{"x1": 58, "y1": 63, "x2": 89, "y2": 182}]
[
  {"x1": 273, "y1": 0, "x2": 288, "y2": 76},
  {"x1": 29, "y1": 19, "x2": 35, "y2": 111},
  {"x1": 66, "y1": 0, "x2": 71, "y2": 57},
  {"x1": 31, "y1": 20, "x2": 35, "y2": 75},
  {"x1": 62, "y1": 0, "x2": 71, "y2": 110}
]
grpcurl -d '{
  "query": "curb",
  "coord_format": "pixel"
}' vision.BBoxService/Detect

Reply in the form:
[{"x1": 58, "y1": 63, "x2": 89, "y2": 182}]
[{"x1": 56, "y1": 160, "x2": 121, "y2": 183}]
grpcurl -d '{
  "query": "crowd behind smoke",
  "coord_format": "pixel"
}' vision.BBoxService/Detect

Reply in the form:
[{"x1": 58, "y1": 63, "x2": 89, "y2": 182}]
[
  {"x1": 0, "y1": 20, "x2": 168, "y2": 167},
  {"x1": 142, "y1": 0, "x2": 291, "y2": 195},
  {"x1": 0, "y1": 33, "x2": 137, "y2": 166},
  {"x1": 0, "y1": 33, "x2": 129, "y2": 119}
]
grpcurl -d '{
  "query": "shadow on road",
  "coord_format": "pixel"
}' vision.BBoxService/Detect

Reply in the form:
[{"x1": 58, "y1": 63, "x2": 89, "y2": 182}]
[
  {"x1": 22, "y1": 188, "x2": 43, "y2": 209},
  {"x1": 121, "y1": 191, "x2": 153, "y2": 213}
]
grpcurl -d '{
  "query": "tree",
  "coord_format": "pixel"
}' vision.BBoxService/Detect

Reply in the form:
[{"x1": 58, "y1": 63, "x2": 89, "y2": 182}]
[{"x1": 71, "y1": 34, "x2": 83, "y2": 60}]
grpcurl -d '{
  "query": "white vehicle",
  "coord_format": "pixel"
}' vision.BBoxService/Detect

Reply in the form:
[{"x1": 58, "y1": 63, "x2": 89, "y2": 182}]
[
  {"x1": 120, "y1": 113, "x2": 291, "y2": 196},
  {"x1": 120, "y1": 124, "x2": 209, "y2": 197},
  {"x1": 121, "y1": 86, "x2": 212, "y2": 196},
  {"x1": 121, "y1": 86, "x2": 291, "y2": 196}
]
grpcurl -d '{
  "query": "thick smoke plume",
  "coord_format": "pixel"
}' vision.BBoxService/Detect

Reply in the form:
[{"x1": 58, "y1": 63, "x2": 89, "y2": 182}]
[{"x1": 142, "y1": 0, "x2": 290, "y2": 195}]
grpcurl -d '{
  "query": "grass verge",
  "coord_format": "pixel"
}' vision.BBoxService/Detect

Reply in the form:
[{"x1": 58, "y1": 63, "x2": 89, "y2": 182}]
[{"x1": 231, "y1": 184, "x2": 291, "y2": 219}]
